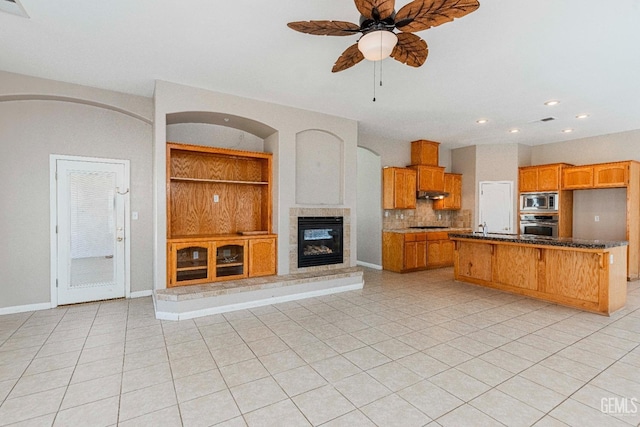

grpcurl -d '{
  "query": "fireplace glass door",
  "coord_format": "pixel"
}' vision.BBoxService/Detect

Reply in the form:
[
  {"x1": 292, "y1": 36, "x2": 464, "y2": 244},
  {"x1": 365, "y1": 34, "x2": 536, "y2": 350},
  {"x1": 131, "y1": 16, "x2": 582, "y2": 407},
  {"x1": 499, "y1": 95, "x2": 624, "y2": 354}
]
[{"x1": 298, "y1": 217, "x2": 343, "y2": 268}]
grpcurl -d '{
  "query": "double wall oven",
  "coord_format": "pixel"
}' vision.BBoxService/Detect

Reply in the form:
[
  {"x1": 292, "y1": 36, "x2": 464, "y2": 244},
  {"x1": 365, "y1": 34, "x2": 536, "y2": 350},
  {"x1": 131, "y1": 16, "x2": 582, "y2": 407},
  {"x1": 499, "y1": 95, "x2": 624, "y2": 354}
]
[{"x1": 519, "y1": 192, "x2": 559, "y2": 237}]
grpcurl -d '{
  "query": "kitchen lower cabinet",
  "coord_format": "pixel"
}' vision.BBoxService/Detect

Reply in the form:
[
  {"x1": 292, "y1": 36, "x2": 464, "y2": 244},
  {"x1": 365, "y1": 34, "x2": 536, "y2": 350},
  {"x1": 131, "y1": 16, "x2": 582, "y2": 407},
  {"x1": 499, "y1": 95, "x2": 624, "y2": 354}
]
[
  {"x1": 383, "y1": 232, "x2": 426, "y2": 273},
  {"x1": 383, "y1": 231, "x2": 461, "y2": 273},
  {"x1": 452, "y1": 237, "x2": 627, "y2": 315}
]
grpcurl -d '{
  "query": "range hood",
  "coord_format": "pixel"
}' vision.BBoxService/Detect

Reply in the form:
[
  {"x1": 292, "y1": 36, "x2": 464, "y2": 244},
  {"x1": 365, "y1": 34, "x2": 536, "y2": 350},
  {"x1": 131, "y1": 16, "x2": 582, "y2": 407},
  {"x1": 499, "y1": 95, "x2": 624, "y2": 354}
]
[{"x1": 417, "y1": 190, "x2": 449, "y2": 200}]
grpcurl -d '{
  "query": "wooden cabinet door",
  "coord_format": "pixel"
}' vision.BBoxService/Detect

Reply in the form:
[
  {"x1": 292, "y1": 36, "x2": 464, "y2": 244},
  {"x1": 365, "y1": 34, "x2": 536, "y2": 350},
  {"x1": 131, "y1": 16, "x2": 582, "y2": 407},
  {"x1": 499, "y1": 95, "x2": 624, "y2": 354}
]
[
  {"x1": 404, "y1": 242, "x2": 418, "y2": 270},
  {"x1": 427, "y1": 240, "x2": 455, "y2": 267},
  {"x1": 519, "y1": 168, "x2": 539, "y2": 193},
  {"x1": 434, "y1": 173, "x2": 462, "y2": 210},
  {"x1": 594, "y1": 162, "x2": 628, "y2": 188},
  {"x1": 249, "y1": 238, "x2": 277, "y2": 277},
  {"x1": 168, "y1": 242, "x2": 213, "y2": 287},
  {"x1": 563, "y1": 166, "x2": 594, "y2": 189},
  {"x1": 401, "y1": 168, "x2": 417, "y2": 209},
  {"x1": 383, "y1": 168, "x2": 416, "y2": 209},
  {"x1": 412, "y1": 166, "x2": 445, "y2": 192},
  {"x1": 411, "y1": 140, "x2": 439, "y2": 166},
  {"x1": 537, "y1": 165, "x2": 561, "y2": 191}
]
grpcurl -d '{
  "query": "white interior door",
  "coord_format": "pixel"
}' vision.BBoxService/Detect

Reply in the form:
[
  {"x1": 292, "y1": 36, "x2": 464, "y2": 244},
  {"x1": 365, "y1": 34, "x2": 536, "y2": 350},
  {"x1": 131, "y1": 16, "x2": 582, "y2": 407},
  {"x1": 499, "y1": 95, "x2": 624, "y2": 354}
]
[
  {"x1": 55, "y1": 158, "x2": 128, "y2": 305},
  {"x1": 479, "y1": 181, "x2": 514, "y2": 234}
]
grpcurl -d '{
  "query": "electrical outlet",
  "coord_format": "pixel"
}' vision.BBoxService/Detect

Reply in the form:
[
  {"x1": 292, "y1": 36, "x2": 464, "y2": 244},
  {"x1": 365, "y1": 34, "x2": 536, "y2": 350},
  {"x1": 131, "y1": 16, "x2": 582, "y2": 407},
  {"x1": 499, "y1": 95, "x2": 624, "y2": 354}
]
[
  {"x1": 595, "y1": 215, "x2": 600, "y2": 222},
  {"x1": 193, "y1": 251, "x2": 199, "y2": 260},
  {"x1": 214, "y1": 194, "x2": 219, "y2": 203}
]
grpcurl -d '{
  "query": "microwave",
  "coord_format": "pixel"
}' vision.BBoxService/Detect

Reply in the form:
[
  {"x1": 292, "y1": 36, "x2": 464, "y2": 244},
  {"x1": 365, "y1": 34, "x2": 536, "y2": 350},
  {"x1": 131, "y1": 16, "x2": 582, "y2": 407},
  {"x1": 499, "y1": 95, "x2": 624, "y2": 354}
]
[{"x1": 520, "y1": 192, "x2": 558, "y2": 212}]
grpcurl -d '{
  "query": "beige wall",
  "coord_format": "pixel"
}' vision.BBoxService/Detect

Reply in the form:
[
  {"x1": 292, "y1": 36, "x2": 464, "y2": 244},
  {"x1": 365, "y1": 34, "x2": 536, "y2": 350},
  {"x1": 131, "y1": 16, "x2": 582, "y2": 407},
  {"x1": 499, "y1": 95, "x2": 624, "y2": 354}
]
[
  {"x1": 0, "y1": 72, "x2": 153, "y2": 309},
  {"x1": 356, "y1": 147, "x2": 382, "y2": 267},
  {"x1": 531, "y1": 129, "x2": 640, "y2": 165},
  {"x1": 531, "y1": 130, "x2": 640, "y2": 240},
  {"x1": 153, "y1": 81, "x2": 358, "y2": 287},
  {"x1": 166, "y1": 123, "x2": 264, "y2": 152}
]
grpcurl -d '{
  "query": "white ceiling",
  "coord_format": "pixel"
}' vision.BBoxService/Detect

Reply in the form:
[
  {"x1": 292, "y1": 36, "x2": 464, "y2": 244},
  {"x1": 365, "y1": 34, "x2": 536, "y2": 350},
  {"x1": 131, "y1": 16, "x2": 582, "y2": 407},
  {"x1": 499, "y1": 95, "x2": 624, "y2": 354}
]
[{"x1": 2, "y1": 0, "x2": 640, "y2": 149}]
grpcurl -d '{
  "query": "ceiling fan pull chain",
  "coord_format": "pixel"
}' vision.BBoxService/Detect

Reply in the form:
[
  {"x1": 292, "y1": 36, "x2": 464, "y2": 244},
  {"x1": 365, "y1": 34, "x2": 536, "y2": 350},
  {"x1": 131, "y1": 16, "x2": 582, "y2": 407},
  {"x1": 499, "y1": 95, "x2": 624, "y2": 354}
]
[
  {"x1": 380, "y1": 58, "x2": 383, "y2": 87},
  {"x1": 372, "y1": 60, "x2": 376, "y2": 102}
]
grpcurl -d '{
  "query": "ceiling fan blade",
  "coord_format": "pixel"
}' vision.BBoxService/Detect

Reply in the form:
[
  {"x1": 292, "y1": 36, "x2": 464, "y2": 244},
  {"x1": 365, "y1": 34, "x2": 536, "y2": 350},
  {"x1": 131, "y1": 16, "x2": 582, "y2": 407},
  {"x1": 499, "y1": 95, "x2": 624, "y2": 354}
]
[
  {"x1": 332, "y1": 43, "x2": 365, "y2": 72},
  {"x1": 390, "y1": 32, "x2": 428, "y2": 67},
  {"x1": 395, "y1": 0, "x2": 480, "y2": 33},
  {"x1": 287, "y1": 20, "x2": 361, "y2": 36},
  {"x1": 354, "y1": 0, "x2": 396, "y2": 21}
]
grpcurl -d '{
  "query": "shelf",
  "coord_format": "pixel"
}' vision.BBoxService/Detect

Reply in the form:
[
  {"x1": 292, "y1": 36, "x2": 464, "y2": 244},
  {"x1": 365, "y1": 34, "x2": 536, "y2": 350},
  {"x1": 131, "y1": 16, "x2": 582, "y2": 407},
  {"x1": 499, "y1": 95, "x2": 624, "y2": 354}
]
[
  {"x1": 216, "y1": 262, "x2": 243, "y2": 268},
  {"x1": 170, "y1": 177, "x2": 268, "y2": 185},
  {"x1": 176, "y1": 266, "x2": 208, "y2": 272}
]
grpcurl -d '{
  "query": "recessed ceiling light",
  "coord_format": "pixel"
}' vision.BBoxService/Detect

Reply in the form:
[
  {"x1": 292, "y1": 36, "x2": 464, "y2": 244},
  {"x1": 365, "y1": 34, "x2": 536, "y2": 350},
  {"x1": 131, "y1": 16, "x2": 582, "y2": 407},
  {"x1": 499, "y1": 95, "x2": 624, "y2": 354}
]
[
  {"x1": 544, "y1": 100, "x2": 560, "y2": 106},
  {"x1": 562, "y1": 129, "x2": 574, "y2": 133},
  {"x1": 576, "y1": 114, "x2": 590, "y2": 119},
  {"x1": 509, "y1": 129, "x2": 520, "y2": 134},
  {"x1": 476, "y1": 119, "x2": 488, "y2": 124}
]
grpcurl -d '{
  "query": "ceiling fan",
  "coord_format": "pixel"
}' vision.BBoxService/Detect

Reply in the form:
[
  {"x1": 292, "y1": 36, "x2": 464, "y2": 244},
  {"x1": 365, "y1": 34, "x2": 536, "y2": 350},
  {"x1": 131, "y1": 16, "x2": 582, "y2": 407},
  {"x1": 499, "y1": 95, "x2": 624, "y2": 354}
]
[{"x1": 287, "y1": 0, "x2": 480, "y2": 73}]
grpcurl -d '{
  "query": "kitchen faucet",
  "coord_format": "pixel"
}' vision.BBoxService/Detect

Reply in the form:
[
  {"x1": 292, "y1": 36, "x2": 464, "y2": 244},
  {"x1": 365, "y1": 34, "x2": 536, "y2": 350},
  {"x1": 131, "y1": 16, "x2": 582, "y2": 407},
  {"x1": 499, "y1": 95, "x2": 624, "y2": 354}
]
[{"x1": 478, "y1": 222, "x2": 487, "y2": 236}]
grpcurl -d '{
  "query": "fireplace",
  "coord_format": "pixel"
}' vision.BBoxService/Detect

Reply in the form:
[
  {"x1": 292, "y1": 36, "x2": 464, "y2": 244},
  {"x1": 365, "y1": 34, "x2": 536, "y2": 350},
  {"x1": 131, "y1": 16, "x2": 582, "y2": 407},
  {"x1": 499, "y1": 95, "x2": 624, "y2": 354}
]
[{"x1": 298, "y1": 217, "x2": 343, "y2": 268}]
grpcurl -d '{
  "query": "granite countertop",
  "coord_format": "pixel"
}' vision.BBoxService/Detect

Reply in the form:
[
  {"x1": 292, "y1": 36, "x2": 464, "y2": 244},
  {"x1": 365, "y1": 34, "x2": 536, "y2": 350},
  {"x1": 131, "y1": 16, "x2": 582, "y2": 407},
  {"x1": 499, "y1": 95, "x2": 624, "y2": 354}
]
[
  {"x1": 384, "y1": 227, "x2": 472, "y2": 234},
  {"x1": 449, "y1": 232, "x2": 628, "y2": 249}
]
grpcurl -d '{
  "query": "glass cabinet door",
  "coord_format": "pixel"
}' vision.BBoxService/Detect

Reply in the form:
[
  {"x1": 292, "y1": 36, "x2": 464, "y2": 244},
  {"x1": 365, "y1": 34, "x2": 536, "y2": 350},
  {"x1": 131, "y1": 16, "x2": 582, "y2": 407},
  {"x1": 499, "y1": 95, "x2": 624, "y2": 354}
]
[
  {"x1": 215, "y1": 241, "x2": 247, "y2": 279},
  {"x1": 171, "y1": 243, "x2": 211, "y2": 285}
]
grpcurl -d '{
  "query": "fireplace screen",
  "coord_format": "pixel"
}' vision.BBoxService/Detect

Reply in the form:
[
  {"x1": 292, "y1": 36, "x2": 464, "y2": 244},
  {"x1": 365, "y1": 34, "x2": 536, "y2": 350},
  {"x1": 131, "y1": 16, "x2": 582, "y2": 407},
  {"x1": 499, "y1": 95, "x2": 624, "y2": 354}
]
[{"x1": 298, "y1": 217, "x2": 343, "y2": 268}]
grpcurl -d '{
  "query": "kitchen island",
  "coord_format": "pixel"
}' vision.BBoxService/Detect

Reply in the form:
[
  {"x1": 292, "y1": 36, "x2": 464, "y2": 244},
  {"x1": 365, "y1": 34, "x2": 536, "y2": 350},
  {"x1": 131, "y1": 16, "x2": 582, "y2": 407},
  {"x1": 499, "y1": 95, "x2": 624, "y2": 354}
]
[{"x1": 449, "y1": 233, "x2": 628, "y2": 315}]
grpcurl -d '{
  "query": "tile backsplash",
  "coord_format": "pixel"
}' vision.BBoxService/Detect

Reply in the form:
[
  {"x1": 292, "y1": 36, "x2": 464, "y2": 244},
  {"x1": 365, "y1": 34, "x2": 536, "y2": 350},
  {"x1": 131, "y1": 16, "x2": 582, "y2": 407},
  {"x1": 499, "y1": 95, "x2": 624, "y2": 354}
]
[{"x1": 383, "y1": 200, "x2": 472, "y2": 230}]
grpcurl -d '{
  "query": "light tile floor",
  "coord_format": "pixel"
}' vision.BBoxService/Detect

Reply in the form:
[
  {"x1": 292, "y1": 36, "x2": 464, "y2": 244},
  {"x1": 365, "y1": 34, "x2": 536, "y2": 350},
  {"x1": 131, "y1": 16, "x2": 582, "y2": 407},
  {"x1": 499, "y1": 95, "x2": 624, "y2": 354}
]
[{"x1": 1, "y1": 267, "x2": 640, "y2": 426}]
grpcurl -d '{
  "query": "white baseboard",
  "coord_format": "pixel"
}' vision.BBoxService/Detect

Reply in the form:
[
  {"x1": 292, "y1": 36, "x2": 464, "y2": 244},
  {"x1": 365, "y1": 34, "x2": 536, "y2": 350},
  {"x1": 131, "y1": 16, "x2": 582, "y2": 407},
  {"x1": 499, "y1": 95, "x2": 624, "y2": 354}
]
[
  {"x1": 0, "y1": 302, "x2": 53, "y2": 316},
  {"x1": 130, "y1": 290, "x2": 153, "y2": 298},
  {"x1": 357, "y1": 261, "x2": 383, "y2": 270}
]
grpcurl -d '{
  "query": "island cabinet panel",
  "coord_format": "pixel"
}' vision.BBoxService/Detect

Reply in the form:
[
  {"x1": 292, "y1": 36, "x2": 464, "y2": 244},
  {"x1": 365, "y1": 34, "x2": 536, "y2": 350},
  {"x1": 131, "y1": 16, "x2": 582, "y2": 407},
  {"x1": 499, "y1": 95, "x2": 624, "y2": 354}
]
[
  {"x1": 492, "y1": 245, "x2": 539, "y2": 291},
  {"x1": 541, "y1": 250, "x2": 600, "y2": 303},
  {"x1": 451, "y1": 236, "x2": 628, "y2": 315},
  {"x1": 456, "y1": 241, "x2": 493, "y2": 282}
]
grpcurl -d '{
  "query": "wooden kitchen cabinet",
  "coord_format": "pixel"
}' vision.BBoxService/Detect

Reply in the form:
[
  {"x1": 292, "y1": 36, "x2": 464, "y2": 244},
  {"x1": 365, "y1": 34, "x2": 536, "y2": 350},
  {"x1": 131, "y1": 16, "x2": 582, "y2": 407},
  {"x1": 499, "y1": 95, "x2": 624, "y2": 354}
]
[
  {"x1": 248, "y1": 237, "x2": 277, "y2": 277},
  {"x1": 593, "y1": 162, "x2": 629, "y2": 187},
  {"x1": 563, "y1": 161, "x2": 630, "y2": 189},
  {"x1": 519, "y1": 163, "x2": 570, "y2": 192},
  {"x1": 410, "y1": 140, "x2": 440, "y2": 166},
  {"x1": 562, "y1": 165, "x2": 594, "y2": 189},
  {"x1": 427, "y1": 239, "x2": 455, "y2": 267},
  {"x1": 451, "y1": 237, "x2": 627, "y2": 315},
  {"x1": 382, "y1": 232, "x2": 426, "y2": 272},
  {"x1": 434, "y1": 173, "x2": 462, "y2": 210},
  {"x1": 409, "y1": 165, "x2": 445, "y2": 193},
  {"x1": 383, "y1": 167, "x2": 417, "y2": 209}
]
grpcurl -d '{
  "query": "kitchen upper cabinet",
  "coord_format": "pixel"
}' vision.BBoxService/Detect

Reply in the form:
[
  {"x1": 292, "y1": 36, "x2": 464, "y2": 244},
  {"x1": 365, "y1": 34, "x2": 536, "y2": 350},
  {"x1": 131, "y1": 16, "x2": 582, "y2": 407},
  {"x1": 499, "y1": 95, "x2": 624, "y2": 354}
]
[
  {"x1": 411, "y1": 140, "x2": 440, "y2": 166},
  {"x1": 562, "y1": 166, "x2": 594, "y2": 189},
  {"x1": 410, "y1": 165, "x2": 445, "y2": 192},
  {"x1": 383, "y1": 167, "x2": 417, "y2": 209},
  {"x1": 563, "y1": 162, "x2": 630, "y2": 189},
  {"x1": 519, "y1": 164, "x2": 569, "y2": 192},
  {"x1": 594, "y1": 162, "x2": 629, "y2": 187},
  {"x1": 434, "y1": 173, "x2": 462, "y2": 210}
]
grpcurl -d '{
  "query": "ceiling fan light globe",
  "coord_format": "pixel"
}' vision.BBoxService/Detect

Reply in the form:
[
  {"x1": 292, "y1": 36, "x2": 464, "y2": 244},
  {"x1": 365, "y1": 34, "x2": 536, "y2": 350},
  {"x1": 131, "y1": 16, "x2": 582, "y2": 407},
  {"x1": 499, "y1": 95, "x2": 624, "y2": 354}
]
[{"x1": 357, "y1": 30, "x2": 398, "y2": 61}]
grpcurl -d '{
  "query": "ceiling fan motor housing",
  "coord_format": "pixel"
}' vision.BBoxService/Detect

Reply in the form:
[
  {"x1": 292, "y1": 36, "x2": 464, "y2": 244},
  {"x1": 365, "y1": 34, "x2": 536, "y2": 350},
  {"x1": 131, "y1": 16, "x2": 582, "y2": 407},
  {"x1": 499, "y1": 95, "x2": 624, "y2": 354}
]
[{"x1": 359, "y1": 12, "x2": 396, "y2": 35}]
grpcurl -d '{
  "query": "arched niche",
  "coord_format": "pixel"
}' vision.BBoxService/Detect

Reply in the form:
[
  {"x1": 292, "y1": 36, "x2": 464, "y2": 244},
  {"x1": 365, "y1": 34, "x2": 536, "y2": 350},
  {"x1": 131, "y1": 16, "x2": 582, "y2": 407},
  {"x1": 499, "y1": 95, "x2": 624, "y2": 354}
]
[{"x1": 295, "y1": 130, "x2": 344, "y2": 205}]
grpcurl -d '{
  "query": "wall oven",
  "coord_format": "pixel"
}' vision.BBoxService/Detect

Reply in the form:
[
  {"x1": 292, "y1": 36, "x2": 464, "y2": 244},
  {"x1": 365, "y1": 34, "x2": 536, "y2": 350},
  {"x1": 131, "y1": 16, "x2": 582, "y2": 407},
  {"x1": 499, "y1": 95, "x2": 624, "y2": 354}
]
[
  {"x1": 520, "y1": 214, "x2": 558, "y2": 237},
  {"x1": 520, "y1": 192, "x2": 558, "y2": 212}
]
